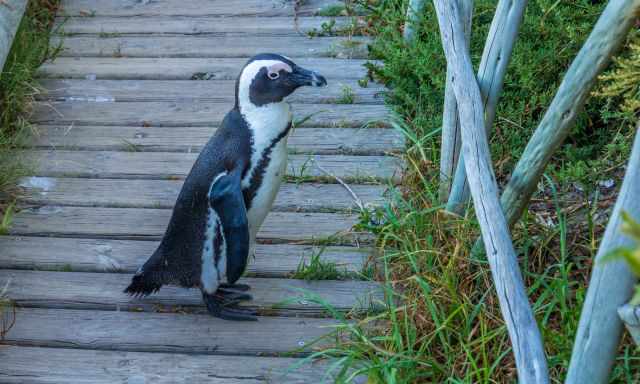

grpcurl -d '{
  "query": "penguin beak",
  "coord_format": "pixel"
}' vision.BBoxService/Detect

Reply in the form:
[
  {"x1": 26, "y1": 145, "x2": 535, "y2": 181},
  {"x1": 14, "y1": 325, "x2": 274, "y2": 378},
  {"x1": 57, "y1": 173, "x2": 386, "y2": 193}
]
[{"x1": 290, "y1": 66, "x2": 327, "y2": 87}]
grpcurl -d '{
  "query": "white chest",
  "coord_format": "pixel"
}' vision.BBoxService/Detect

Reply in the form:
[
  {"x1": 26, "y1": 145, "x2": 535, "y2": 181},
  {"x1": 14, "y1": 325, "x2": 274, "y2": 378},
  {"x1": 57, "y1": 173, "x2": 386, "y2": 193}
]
[{"x1": 240, "y1": 102, "x2": 291, "y2": 237}]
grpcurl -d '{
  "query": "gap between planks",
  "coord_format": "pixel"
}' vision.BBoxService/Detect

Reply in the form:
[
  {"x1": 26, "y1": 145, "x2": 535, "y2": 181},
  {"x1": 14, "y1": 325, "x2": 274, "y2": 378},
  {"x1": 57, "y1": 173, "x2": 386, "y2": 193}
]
[
  {"x1": 0, "y1": 236, "x2": 370, "y2": 277},
  {"x1": 0, "y1": 269, "x2": 382, "y2": 316}
]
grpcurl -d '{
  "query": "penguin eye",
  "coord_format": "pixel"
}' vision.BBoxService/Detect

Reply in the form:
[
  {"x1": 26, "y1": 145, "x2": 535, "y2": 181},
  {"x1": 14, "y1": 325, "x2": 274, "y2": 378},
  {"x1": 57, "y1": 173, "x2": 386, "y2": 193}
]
[{"x1": 268, "y1": 71, "x2": 280, "y2": 80}]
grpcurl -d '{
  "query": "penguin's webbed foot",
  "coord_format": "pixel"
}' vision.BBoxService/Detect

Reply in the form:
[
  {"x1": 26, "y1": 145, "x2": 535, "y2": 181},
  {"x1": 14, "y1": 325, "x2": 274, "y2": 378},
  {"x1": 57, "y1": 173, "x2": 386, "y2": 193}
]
[
  {"x1": 215, "y1": 289, "x2": 253, "y2": 305},
  {"x1": 202, "y1": 292, "x2": 258, "y2": 321},
  {"x1": 219, "y1": 283, "x2": 251, "y2": 292}
]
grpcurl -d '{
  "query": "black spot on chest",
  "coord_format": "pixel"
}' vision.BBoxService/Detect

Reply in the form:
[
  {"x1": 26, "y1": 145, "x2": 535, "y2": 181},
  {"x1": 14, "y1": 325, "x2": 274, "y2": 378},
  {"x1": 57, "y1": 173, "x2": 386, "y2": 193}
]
[{"x1": 243, "y1": 121, "x2": 292, "y2": 210}]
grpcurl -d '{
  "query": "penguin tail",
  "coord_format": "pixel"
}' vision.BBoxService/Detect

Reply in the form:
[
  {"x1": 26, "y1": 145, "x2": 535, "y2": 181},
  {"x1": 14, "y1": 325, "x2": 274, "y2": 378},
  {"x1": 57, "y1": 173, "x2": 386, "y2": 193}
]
[
  {"x1": 124, "y1": 249, "x2": 167, "y2": 297},
  {"x1": 124, "y1": 270, "x2": 163, "y2": 297}
]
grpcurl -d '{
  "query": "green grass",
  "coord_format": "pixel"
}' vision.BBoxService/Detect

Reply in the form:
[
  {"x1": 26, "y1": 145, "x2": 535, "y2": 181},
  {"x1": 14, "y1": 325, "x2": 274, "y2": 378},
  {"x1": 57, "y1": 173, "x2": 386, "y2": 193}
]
[
  {"x1": 0, "y1": 0, "x2": 60, "y2": 201},
  {"x1": 302, "y1": 0, "x2": 640, "y2": 383},
  {"x1": 317, "y1": 4, "x2": 347, "y2": 17},
  {"x1": 336, "y1": 85, "x2": 356, "y2": 104},
  {"x1": 292, "y1": 247, "x2": 347, "y2": 281}
]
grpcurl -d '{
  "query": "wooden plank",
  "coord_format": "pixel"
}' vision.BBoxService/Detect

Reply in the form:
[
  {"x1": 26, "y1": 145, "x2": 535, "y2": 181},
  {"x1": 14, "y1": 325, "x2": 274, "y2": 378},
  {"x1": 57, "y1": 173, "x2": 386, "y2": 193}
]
[
  {"x1": 25, "y1": 150, "x2": 401, "y2": 182},
  {"x1": 18, "y1": 177, "x2": 387, "y2": 211},
  {"x1": 52, "y1": 35, "x2": 370, "y2": 59},
  {"x1": 1, "y1": 307, "x2": 337, "y2": 355},
  {"x1": 0, "y1": 236, "x2": 369, "y2": 276},
  {"x1": 57, "y1": 16, "x2": 352, "y2": 35},
  {"x1": 9, "y1": 206, "x2": 369, "y2": 243},
  {"x1": 0, "y1": 0, "x2": 28, "y2": 72},
  {"x1": 434, "y1": 2, "x2": 550, "y2": 383},
  {"x1": 0, "y1": 346, "x2": 330, "y2": 384},
  {"x1": 33, "y1": 126, "x2": 402, "y2": 155},
  {"x1": 37, "y1": 57, "x2": 373, "y2": 80},
  {"x1": 567, "y1": 125, "x2": 640, "y2": 383},
  {"x1": 31, "y1": 101, "x2": 389, "y2": 128},
  {"x1": 37, "y1": 79, "x2": 385, "y2": 104},
  {"x1": 0, "y1": 269, "x2": 382, "y2": 315},
  {"x1": 59, "y1": 0, "x2": 342, "y2": 17}
]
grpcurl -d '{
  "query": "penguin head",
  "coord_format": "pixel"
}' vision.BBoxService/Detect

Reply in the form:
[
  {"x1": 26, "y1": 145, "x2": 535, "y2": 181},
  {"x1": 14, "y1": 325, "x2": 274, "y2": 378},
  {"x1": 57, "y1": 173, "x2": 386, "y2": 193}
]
[{"x1": 236, "y1": 53, "x2": 327, "y2": 108}]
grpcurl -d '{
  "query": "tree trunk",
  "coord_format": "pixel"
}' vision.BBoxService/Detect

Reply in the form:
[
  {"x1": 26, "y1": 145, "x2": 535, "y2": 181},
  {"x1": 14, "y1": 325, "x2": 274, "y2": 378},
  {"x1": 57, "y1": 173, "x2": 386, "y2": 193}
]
[
  {"x1": 566, "y1": 124, "x2": 640, "y2": 384},
  {"x1": 403, "y1": 0, "x2": 426, "y2": 43},
  {"x1": 438, "y1": 0, "x2": 472, "y2": 202},
  {"x1": 445, "y1": 0, "x2": 528, "y2": 213},
  {"x1": 433, "y1": 1, "x2": 549, "y2": 383},
  {"x1": 0, "y1": 0, "x2": 28, "y2": 73}
]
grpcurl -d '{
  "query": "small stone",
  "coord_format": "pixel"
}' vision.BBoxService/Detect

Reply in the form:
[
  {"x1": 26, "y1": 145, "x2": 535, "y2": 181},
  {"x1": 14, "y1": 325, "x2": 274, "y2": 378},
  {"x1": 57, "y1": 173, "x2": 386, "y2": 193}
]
[
  {"x1": 298, "y1": 340, "x2": 305, "y2": 347},
  {"x1": 598, "y1": 179, "x2": 615, "y2": 189}
]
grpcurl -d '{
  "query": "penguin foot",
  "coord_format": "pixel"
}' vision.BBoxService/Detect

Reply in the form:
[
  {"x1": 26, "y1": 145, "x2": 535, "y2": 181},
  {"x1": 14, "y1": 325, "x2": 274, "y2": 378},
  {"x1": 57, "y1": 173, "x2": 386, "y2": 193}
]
[
  {"x1": 219, "y1": 283, "x2": 251, "y2": 292},
  {"x1": 202, "y1": 292, "x2": 258, "y2": 321},
  {"x1": 215, "y1": 290, "x2": 253, "y2": 306}
]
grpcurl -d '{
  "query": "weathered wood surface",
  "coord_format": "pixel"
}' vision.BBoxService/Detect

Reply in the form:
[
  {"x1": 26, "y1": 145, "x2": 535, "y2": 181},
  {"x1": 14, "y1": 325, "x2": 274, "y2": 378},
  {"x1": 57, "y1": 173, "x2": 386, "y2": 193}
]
[
  {"x1": 434, "y1": 2, "x2": 550, "y2": 383},
  {"x1": 0, "y1": 0, "x2": 27, "y2": 72},
  {"x1": 0, "y1": 269, "x2": 382, "y2": 315},
  {"x1": 37, "y1": 57, "x2": 374, "y2": 80},
  {"x1": 32, "y1": 101, "x2": 389, "y2": 127},
  {"x1": 53, "y1": 35, "x2": 370, "y2": 59},
  {"x1": 403, "y1": 0, "x2": 426, "y2": 42},
  {"x1": 0, "y1": 236, "x2": 369, "y2": 276},
  {"x1": 9, "y1": 207, "x2": 368, "y2": 243},
  {"x1": 33, "y1": 126, "x2": 402, "y2": 155},
  {"x1": 618, "y1": 304, "x2": 640, "y2": 345},
  {"x1": 59, "y1": 0, "x2": 341, "y2": 17},
  {"x1": 567, "y1": 125, "x2": 640, "y2": 384},
  {"x1": 2, "y1": 307, "x2": 337, "y2": 355},
  {"x1": 58, "y1": 16, "x2": 350, "y2": 35},
  {"x1": 26, "y1": 150, "x2": 401, "y2": 182},
  {"x1": 0, "y1": 346, "x2": 330, "y2": 384},
  {"x1": 438, "y1": 0, "x2": 472, "y2": 201},
  {"x1": 37, "y1": 79, "x2": 385, "y2": 104},
  {"x1": 19, "y1": 177, "x2": 386, "y2": 211},
  {"x1": 445, "y1": 0, "x2": 528, "y2": 213}
]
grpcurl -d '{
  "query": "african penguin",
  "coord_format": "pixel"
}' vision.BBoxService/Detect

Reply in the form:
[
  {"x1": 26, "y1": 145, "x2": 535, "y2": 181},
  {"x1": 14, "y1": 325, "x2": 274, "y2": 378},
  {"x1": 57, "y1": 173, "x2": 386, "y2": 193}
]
[{"x1": 124, "y1": 53, "x2": 327, "y2": 321}]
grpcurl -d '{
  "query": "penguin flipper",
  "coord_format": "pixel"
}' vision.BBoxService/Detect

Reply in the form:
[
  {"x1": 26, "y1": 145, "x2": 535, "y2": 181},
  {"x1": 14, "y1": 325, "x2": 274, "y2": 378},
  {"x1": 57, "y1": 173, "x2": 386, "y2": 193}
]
[{"x1": 209, "y1": 168, "x2": 250, "y2": 284}]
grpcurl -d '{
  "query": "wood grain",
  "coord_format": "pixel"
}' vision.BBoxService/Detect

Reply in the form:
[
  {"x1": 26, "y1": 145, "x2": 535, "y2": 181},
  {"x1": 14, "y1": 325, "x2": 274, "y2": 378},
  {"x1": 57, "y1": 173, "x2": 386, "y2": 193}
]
[
  {"x1": 9, "y1": 206, "x2": 370, "y2": 243},
  {"x1": 445, "y1": 0, "x2": 528, "y2": 213},
  {"x1": 31, "y1": 101, "x2": 389, "y2": 127},
  {"x1": 2, "y1": 307, "x2": 337, "y2": 355},
  {"x1": 37, "y1": 79, "x2": 385, "y2": 104},
  {"x1": 37, "y1": 57, "x2": 374, "y2": 80},
  {"x1": 58, "y1": 16, "x2": 352, "y2": 35},
  {"x1": 0, "y1": 269, "x2": 382, "y2": 315},
  {"x1": 0, "y1": 346, "x2": 331, "y2": 384},
  {"x1": 53, "y1": 35, "x2": 370, "y2": 59},
  {"x1": 33, "y1": 125, "x2": 401, "y2": 155},
  {"x1": 19, "y1": 177, "x2": 387, "y2": 211},
  {"x1": 434, "y1": 2, "x2": 550, "y2": 382},
  {"x1": 567, "y1": 125, "x2": 640, "y2": 383},
  {"x1": 59, "y1": 0, "x2": 342, "y2": 17},
  {"x1": 0, "y1": 235, "x2": 369, "y2": 276},
  {"x1": 25, "y1": 150, "x2": 401, "y2": 182}
]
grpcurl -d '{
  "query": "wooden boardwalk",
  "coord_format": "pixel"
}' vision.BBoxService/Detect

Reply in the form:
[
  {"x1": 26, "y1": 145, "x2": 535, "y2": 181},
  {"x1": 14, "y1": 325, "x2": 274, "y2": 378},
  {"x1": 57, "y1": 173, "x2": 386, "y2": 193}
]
[{"x1": 0, "y1": 1, "x2": 402, "y2": 382}]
